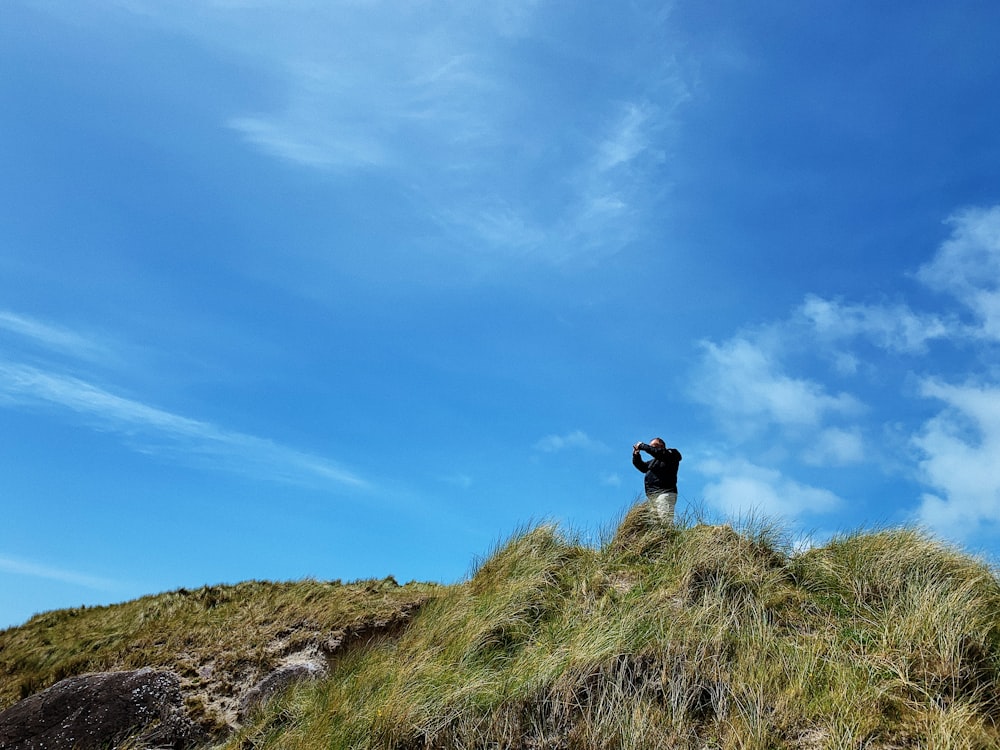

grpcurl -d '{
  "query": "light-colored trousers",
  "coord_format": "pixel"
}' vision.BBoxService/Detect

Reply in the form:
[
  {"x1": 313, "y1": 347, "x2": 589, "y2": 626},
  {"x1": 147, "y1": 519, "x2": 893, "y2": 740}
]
[{"x1": 648, "y1": 492, "x2": 677, "y2": 525}]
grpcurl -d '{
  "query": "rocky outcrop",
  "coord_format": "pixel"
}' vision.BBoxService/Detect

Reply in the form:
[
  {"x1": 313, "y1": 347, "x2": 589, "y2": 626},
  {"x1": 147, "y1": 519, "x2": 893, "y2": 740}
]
[{"x1": 0, "y1": 668, "x2": 205, "y2": 750}]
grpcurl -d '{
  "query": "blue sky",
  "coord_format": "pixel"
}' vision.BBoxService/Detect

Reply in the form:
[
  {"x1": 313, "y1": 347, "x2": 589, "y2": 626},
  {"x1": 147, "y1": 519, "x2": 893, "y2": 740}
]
[{"x1": 3, "y1": 0, "x2": 1000, "y2": 629}]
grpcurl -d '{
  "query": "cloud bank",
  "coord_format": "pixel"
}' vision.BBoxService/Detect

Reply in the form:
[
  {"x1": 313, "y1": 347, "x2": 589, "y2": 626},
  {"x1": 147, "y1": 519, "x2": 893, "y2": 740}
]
[{"x1": 690, "y1": 204, "x2": 1000, "y2": 544}]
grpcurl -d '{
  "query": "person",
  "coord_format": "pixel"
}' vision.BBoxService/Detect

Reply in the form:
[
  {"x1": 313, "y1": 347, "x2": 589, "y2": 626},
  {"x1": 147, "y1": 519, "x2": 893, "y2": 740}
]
[{"x1": 632, "y1": 438, "x2": 682, "y2": 525}]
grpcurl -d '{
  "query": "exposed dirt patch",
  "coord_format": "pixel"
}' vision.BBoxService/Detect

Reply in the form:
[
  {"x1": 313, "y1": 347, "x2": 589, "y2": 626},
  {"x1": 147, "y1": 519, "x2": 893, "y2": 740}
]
[{"x1": 177, "y1": 599, "x2": 428, "y2": 733}]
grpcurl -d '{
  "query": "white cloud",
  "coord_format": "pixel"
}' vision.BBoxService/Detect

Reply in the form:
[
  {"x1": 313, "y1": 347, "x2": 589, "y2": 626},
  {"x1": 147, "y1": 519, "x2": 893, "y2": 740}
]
[
  {"x1": 801, "y1": 427, "x2": 865, "y2": 467},
  {"x1": 699, "y1": 458, "x2": 842, "y2": 521},
  {"x1": 692, "y1": 336, "x2": 862, "y2": 437},
  {"x1": 917, "y1": 204, "x2": 1000, "y2": 340},
  {"x1": 913, "y1": 379, "x2": 1000, "y2": 540},
  {"x1": 0, "y1": 553, "x2": 116, "y2": 591},
  {"x1": 782, "y1": 205, "x2": 1000, "y2": 358},
  {"x1": 0, "y1": 360, "x2": 368, "y2": 490},
  {"x1": 902, "y1": 205, "x2": 1000, "y2": 543},
  {"x1": 533, "y1": 430, "x2": 606, "y2": 453},
  {"x1": 798, "y1": 295, "x2": 952, "y2": 353},
  {"x1": 685, "y1": 203, "x2": 1000, "y2": 546}
]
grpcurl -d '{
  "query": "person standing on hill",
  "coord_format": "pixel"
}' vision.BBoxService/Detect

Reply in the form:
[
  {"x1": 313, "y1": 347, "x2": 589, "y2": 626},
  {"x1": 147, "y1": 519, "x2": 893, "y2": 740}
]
[{"x1": 632, "y1": 438, "x2": 682, "y2": 525}]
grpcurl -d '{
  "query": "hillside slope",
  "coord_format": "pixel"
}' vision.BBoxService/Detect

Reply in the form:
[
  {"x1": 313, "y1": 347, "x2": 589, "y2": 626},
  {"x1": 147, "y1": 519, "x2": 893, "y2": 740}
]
[
  {"x1": 2, "y1": 504, "x2": 999, "y2": 749},
  {"x1": 0, "y1": 576, "x2": 437, "y2": 736}
]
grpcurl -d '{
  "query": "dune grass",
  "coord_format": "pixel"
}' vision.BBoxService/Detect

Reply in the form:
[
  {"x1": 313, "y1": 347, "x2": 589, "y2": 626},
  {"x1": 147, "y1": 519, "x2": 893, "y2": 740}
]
[
  {"x1": 228, "y1": 505, "x2": 1000, "y2": 750},
  {"x1": 3, "y1": 503, "x2": 998, "y2": 749},
  {"x1": 0, "y1": 577, "x2": 437, "y2": 732}
]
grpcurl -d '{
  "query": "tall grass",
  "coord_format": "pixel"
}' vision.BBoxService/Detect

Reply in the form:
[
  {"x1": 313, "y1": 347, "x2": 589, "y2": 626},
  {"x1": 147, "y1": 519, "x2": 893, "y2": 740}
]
[
  {"x1": 229, "y1": 507, "x2": 1000, "y2": 750},
  {"x1": 4, "y1": 505, "x2": 997, "y2": 749}
]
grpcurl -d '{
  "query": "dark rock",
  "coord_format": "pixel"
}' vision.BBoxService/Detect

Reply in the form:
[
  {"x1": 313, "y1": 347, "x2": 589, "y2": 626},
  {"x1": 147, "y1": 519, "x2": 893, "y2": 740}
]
[
  {"x1": 237, "y1": 661, "x2": 325, "y2": 722},
  {"x1": 0, "y1": 668, "x2": 205, "y2": 750}
]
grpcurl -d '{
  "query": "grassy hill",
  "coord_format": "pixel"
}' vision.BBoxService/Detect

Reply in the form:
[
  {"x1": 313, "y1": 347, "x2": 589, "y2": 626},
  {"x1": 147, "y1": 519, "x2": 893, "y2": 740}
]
[
  {"x1": 2, "y1": 504, "x2": 999, "y2": 749},
  {"x1": 0, "y1": 576, "x2": 438, "y2": 734}
]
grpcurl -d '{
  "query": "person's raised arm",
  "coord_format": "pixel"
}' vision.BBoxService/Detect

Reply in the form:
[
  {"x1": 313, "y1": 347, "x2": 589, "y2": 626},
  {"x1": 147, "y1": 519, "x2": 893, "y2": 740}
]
[{"x1": 632, "y1": 443, "x2": 649, "y2": 472}]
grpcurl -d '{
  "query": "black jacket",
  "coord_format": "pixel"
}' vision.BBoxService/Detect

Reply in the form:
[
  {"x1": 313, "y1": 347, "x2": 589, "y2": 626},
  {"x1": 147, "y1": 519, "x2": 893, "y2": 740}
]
[{"x1": 632, "y1": 443, "x2": 681, "y2": 496}]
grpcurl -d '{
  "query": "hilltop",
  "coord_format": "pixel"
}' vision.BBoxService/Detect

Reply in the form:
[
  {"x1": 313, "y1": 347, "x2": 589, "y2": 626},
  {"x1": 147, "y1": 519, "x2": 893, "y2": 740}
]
[{"x1": 1, "y1": 504, "x2": 999, "y2": 749}]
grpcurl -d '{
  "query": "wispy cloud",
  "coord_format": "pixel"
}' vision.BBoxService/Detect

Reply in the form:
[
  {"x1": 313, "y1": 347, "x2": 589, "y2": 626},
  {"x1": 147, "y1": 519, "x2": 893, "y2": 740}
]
[
  {"x1": 404, "y1": 97, "x2": 677, "y2": 265},
  {"x1": 0, "y1": 360, "x2": 368, "y2": 490},
  {"x1": 229, "y1": 114, "x2": 388, "y2": 171},
  {"x1": 223, "y1": 8, "x2": 504, "y2": 173},
  {"x1": 116, "y1": 0, "x2": 685, "y2": 265},
  {"x1": 0, "y1": 553, "x2": 117, "y2": 591},
  {"x1": 445, "y1": 97, "x2": 678, "y2": 263},
  {"x1": 594, "y1": 102, "x2": 655, "y2": 173},
  {"x1": 0, "y1": 310, "x2": 113, "y2": 363},
  {"x1": 552, "y1": 100, "x2": 672, "y2": 260},
  {"x1": 533, "y1": 430, "x2": 607, "y2": 453}
]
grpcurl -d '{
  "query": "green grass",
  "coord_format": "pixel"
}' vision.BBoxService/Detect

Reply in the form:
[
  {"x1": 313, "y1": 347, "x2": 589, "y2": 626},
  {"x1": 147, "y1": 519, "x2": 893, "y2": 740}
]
[
  {"x1": 0, "y1": 577, "x2": 437, "y2": 734},
  {"x1": 228, "y1": 505, "x2": 1000, "y2": 749},
  {"x1": 3, "y1": 503, "x2": 999, "y2": 749}
]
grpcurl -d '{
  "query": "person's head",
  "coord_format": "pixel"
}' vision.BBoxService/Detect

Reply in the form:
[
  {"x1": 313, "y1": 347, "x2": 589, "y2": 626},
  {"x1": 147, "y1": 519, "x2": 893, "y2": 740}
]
[{"x1": 650, "y1": 437, "x2": 665, "y2": 449}]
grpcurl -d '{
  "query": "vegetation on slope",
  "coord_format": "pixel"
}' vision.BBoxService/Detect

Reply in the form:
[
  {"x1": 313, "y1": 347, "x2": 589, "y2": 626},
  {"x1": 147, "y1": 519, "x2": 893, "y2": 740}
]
[
  {"x1": 230, "y1": 505, "x2": 1000, "y2": 750},
  {"x1": 0, "y1": 577, "x2": 437, "y2": 733},
  {"x1": 2, "y1": 503, "x2": 999, "y2": 749}
]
